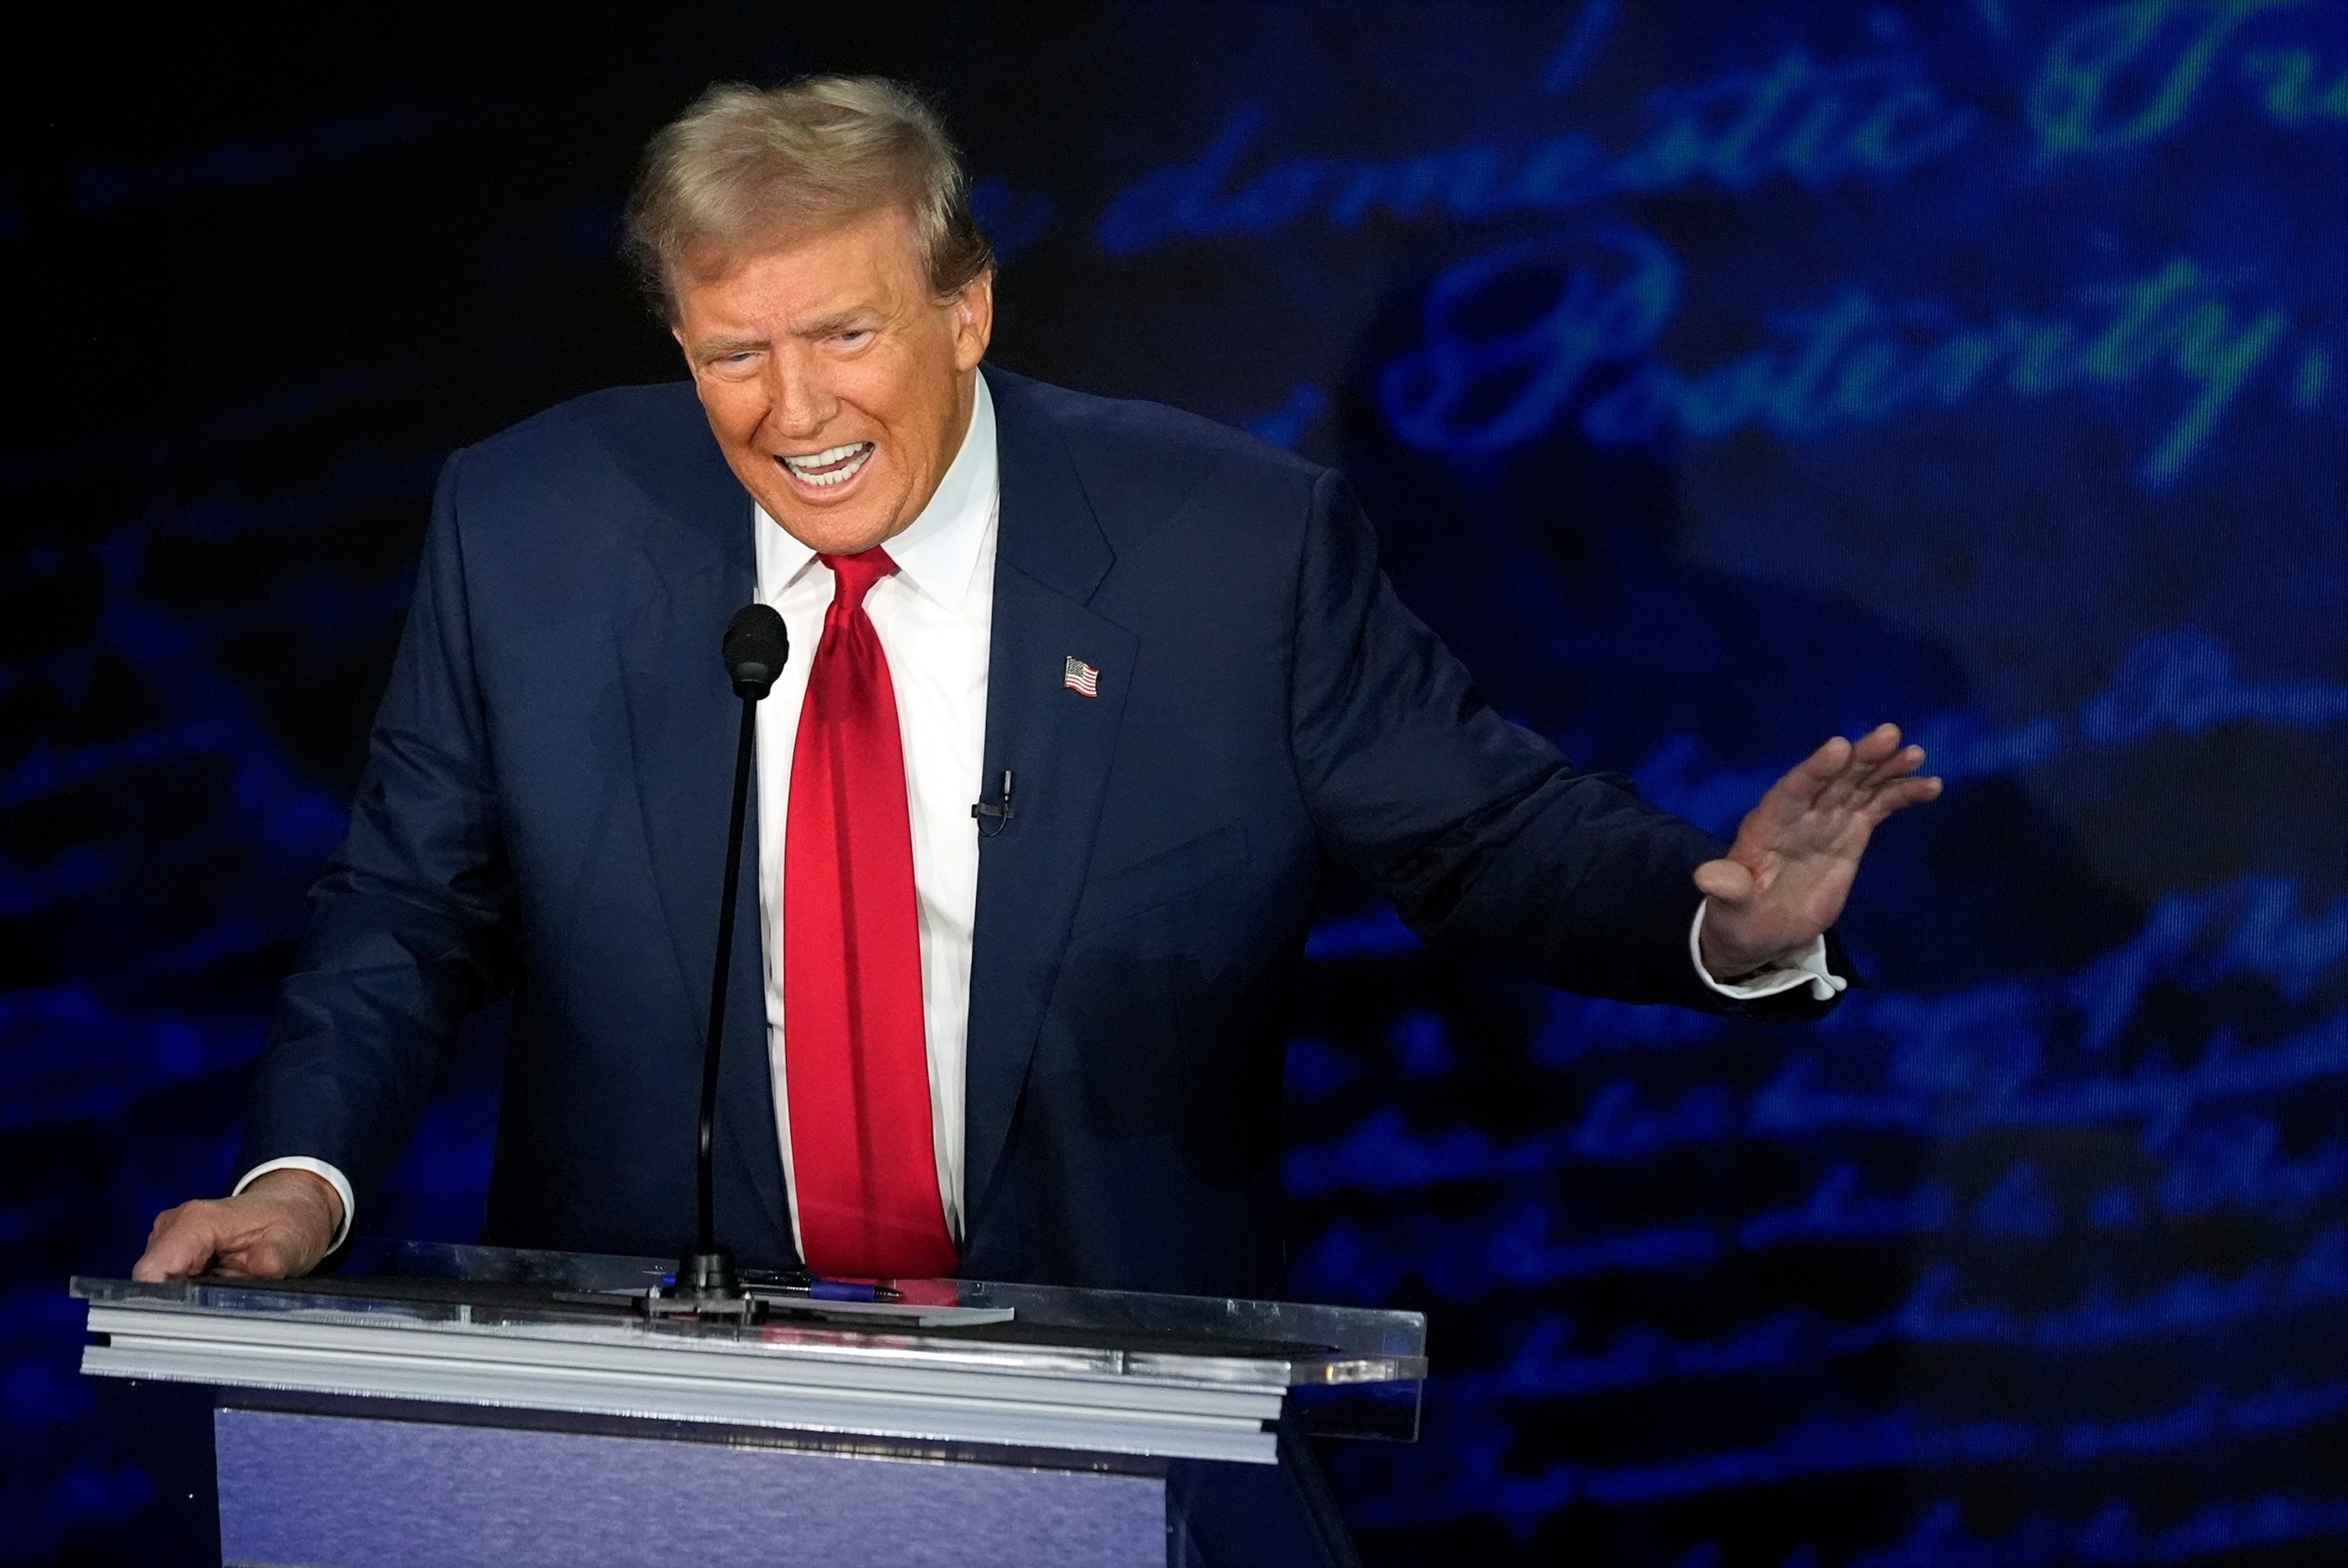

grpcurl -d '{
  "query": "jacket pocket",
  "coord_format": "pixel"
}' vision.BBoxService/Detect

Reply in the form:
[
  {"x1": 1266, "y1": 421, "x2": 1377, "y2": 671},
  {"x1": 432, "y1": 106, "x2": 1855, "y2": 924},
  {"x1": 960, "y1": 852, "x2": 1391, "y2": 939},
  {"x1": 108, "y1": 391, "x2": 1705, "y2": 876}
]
[{"x1": 1071, "y1": 821, "x2": 1250, "y2": 934}]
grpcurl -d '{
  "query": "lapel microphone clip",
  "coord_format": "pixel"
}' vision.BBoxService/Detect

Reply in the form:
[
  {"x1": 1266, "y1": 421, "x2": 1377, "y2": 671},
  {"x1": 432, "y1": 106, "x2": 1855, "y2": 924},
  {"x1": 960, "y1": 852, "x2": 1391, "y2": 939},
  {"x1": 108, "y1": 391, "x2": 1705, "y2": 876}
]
[{"x1": 971, "y1": 770, "x2": 1017, "y2": 837}]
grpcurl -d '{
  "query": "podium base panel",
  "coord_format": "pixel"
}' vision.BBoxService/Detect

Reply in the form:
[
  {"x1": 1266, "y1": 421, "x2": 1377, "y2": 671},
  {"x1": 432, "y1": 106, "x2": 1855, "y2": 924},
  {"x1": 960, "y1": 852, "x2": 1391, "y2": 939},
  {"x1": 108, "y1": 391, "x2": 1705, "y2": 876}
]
[{"x1": 216, "y1": 1407, "x2": 1166, "y2": 1567}]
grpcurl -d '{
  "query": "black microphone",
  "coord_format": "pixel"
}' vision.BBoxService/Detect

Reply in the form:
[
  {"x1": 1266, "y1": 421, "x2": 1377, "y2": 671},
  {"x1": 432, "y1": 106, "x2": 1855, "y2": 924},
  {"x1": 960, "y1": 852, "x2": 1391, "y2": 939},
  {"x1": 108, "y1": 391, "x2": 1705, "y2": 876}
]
[
  {"x1": 658, "y1": 604, "x2": 787, "y2": 1314},
  {"x1": 723, "y1": 605, "x2": 790, "y2": 700}
]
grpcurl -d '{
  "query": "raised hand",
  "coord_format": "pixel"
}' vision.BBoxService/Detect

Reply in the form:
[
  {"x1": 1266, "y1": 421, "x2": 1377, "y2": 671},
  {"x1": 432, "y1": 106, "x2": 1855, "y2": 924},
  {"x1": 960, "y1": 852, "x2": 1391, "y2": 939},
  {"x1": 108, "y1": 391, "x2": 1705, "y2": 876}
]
[
  {"x1": 131, "y1": 1168, "x2": 342, "y2": 1283},
  {"x1": 1694, "y1": 723, "x2": 1941, "y2": 980}
]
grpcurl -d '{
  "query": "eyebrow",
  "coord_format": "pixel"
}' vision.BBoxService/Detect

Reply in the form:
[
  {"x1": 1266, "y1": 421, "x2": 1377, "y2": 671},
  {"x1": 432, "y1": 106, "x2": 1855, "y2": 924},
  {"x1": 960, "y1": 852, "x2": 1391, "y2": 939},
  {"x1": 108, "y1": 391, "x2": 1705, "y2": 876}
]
[
  {"x1": 791, "y1": 309, "x2": 879, "y2": 339},
  {"x1": 691, "y1": 333, "x2": 768, "y2": 358},
  {"x1": 689, "y1": 309, "x2": 879, "y2": 358}
]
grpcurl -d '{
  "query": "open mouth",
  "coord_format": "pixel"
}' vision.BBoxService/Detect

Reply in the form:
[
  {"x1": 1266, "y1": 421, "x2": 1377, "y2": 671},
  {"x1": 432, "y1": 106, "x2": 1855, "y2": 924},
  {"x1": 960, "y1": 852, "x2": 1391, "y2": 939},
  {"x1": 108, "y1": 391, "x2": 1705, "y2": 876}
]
[{"x1": 777, "y1": 442, "x2": 875, "y2": 490}]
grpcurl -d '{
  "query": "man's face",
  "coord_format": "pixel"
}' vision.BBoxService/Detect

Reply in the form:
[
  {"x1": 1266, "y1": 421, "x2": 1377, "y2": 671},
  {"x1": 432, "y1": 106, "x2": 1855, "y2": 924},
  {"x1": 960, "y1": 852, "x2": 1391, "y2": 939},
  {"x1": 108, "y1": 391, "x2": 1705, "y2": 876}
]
[{"x1": 673, "y1": 206, "x2": 993, "y2": 556}]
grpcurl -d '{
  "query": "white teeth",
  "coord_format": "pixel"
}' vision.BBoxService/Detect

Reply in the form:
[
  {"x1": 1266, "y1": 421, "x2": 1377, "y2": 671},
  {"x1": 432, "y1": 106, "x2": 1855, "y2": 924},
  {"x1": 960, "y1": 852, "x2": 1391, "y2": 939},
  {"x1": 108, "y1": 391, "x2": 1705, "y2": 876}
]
[{"x1": 780, "y1": 442, "x2": 874, "y2": 487}]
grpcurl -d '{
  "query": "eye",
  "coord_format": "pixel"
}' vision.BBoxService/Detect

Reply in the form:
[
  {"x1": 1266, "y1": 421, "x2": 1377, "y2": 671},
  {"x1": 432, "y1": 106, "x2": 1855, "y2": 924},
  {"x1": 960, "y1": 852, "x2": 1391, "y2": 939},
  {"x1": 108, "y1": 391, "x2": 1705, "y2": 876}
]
[{"x1": 833, "y1": 329, "x2": 874, "y2": 348}]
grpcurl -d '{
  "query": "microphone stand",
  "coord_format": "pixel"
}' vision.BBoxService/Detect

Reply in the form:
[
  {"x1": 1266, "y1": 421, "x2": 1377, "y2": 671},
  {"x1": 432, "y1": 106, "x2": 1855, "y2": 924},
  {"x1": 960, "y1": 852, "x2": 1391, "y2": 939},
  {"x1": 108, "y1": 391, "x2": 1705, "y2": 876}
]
[{"x1": 647, "y1": 605, "x2": 787, "y2": 1320}]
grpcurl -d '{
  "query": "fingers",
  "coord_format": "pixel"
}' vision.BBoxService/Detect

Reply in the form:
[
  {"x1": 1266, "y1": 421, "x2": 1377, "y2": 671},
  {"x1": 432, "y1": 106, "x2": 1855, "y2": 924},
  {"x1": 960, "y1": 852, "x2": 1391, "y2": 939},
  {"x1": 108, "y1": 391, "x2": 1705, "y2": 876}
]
[
  {"x1": 212, "y1": 1243, "x2": 284, "y2": 1281},
  {"x1": 131, "y1": 1187, "x2": 334, "y2": 1283},
  {"x1": 1792, "y1": 734, "x2": 1854, "y2": 792},
  {"x1": 1852, "y1": 721, "x2": 1903, "y2": 765},
  {"x1": 1850, "y1": 724, "x2": 1939, "y2": 821},
  {"x1": 1696, "y1": 858, "x2": 1769, "y2": 975},
  {"x1": 1866, "y1": 773, "x2": 1944, "y2": 820},
  {"x1": 1818, "y1": 727, "x2": 1938, "y2": 808},
  {"x1": 1693, "y1": 857, "x2": 1756, "y2": 905},
  {"x1": 1824, "y1": 724, "x2": 1903, "y2": 805},
  {"x1": 1747, "y1": 736, "x2": 1850, "y2": 834},
  {"x1": 229, "y1": 1236, "x2": 310, "y2": 1280},
  {"x1": 1741, "y1": 724, "x2": 1942, "y2": 857},
  {"x1": 1843, "y1": 750, "x2": 1922, "y2": 818},
  {"x1": 1872, "y1": 745, "x2": 1928, "y2": 786},
  {"x1": 1852, "y1": 734, "x2": 1917, "y2": 783},
  {"x1": 1789, "y1": 726, "x2": 1901, "y2": 809},
  {"x1": 132, "y1": 1203, "x2": 225, "y2": 1283}
]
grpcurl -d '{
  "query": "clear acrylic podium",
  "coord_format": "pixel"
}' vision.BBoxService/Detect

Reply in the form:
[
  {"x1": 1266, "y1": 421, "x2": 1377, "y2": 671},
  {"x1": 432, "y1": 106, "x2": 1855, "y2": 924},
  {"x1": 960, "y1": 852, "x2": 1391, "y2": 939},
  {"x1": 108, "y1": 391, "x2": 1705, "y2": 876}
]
[{"x1": 75, "y1": 1243, "x2": 1425, "y2": 1566}]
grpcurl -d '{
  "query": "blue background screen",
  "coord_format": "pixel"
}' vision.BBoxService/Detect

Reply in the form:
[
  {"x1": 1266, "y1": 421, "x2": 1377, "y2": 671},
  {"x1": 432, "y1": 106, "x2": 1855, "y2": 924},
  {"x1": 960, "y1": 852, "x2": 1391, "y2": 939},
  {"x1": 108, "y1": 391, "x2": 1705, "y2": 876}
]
[{"x1": 2, "y1": 4, "x2": 2342, "y2": 1563}]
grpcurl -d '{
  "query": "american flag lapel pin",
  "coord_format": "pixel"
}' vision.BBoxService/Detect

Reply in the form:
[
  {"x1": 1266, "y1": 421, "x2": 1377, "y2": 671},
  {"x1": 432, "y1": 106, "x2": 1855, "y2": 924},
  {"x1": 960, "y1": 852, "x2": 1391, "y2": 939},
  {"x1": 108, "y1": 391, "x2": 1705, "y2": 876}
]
[{"x1": 1062, "y1": 656, "x2": 1100, "y2": 698}]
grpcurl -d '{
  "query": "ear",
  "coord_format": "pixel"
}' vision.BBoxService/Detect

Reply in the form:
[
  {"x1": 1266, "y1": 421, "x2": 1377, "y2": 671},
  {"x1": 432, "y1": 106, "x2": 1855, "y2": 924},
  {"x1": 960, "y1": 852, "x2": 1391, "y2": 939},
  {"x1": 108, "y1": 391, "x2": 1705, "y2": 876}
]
[{"x1": 951, "y1": 271, "x2": 996, "y2": 372}]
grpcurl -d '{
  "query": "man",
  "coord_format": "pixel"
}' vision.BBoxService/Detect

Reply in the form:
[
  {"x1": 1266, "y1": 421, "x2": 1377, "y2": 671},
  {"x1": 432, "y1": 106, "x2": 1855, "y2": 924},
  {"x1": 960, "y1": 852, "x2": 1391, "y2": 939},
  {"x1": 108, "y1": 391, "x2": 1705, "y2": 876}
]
[{"x1": 136, "y1": 76, "x2": 1937, "y2": 1294}]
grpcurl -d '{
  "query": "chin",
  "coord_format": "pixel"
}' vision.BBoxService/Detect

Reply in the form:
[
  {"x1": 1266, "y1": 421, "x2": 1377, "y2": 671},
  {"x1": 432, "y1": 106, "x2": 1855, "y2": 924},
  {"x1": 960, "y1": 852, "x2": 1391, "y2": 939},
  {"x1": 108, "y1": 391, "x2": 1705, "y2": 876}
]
[{"x1": 768, "y1": 503, "x2": 899, "y2": 557}]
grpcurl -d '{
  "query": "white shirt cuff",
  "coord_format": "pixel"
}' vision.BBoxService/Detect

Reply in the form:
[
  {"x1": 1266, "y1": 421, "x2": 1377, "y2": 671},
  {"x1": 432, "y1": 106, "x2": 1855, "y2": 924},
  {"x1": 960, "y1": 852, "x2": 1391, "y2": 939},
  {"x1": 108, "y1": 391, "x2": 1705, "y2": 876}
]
[
  {"x1": 234, "y1": 1158, "x2": 355, "y2": 1252},
  {"x1": 1689, "y1": 904, "x2": 1846, "y2": 1003}
]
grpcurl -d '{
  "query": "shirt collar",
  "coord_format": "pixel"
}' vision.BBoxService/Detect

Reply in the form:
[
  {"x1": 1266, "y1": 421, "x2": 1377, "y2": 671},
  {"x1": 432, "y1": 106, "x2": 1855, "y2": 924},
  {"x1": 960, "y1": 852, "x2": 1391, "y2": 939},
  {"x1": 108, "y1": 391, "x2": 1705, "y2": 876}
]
[{"x1": 754, "y1": 371, "x2": 998, "y2": 611}]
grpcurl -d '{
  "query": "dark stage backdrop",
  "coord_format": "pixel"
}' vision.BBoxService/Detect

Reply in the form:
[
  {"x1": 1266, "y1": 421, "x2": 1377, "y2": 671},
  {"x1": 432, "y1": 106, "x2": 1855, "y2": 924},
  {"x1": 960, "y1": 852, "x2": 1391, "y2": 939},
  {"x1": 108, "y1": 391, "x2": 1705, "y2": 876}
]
[{"x1": 3, "y1": 4, "x2": 2343, "y2": 1563}]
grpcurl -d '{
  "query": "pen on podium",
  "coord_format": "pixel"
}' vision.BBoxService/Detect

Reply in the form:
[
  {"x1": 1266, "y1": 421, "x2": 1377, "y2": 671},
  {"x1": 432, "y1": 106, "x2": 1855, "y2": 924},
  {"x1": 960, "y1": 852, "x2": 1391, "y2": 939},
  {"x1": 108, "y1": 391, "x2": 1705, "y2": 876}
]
[
  {"x1": 798, "y1": 1278, "x2": 902, "y2": 1303},
  {"x1": 702, "y1": 1266, "x2": 904, "y2": 1303}
]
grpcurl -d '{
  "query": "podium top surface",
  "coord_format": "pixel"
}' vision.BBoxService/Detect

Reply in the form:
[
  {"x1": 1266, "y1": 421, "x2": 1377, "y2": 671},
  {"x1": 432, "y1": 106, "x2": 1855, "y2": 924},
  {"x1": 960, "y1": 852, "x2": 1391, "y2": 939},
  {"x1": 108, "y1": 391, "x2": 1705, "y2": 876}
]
[
  {"x1": 74, "y1": 1242, "x2": 1425, "y2": 1388},
  {"x1": 76, "y1": 1244, "x2": 1425, "y2": 1459}
]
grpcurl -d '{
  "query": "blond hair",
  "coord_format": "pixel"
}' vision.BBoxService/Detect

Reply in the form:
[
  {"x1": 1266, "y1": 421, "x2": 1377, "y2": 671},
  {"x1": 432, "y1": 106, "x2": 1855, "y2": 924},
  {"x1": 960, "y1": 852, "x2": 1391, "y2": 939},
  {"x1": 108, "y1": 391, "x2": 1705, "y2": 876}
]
[{"x1": 625, "y1": 75, "x2": 993, "y2": 319}]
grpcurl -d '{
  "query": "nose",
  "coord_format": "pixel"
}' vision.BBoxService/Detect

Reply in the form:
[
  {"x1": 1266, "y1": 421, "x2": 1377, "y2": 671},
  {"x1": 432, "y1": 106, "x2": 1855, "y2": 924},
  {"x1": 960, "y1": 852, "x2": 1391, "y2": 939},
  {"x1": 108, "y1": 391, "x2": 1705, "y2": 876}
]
[{"x1": 764, "y1": 346, "x2": 835, "y2": 440}]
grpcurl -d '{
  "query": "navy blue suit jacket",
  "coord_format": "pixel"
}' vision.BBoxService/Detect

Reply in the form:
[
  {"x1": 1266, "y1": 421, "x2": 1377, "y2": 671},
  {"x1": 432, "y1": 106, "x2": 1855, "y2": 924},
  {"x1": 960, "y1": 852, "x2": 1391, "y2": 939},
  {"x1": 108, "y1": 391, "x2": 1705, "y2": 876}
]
[{"x1": 242, "y1": 366, "x2": 1826, "y2": 1297}]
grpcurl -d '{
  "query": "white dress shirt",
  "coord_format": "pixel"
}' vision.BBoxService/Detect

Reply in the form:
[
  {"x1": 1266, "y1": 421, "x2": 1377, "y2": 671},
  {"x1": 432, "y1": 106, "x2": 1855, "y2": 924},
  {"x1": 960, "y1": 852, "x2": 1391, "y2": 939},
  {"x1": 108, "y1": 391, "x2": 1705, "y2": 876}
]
[{"x1": 235, "y1": 368, "x2": 1832, "y2": 1249}]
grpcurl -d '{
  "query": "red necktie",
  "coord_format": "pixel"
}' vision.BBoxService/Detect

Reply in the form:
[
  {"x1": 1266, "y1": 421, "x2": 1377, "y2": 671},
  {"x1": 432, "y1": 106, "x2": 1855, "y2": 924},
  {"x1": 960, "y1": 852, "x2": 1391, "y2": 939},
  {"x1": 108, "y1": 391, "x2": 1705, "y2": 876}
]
[{"x1": 783, "y1": 548, "x2": 957, "y2": 1278}]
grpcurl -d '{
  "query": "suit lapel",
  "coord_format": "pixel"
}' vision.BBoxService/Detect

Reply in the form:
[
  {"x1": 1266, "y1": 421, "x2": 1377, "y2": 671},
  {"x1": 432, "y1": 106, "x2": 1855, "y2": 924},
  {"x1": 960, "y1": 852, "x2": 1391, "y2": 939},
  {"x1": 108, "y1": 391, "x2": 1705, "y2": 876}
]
[
  {"x1": 962, "y1": 370, "x2": 1135, "y2": 1262},
  {"x1": 607, "y1": 400, "x2": 793, "y2": 1257}
]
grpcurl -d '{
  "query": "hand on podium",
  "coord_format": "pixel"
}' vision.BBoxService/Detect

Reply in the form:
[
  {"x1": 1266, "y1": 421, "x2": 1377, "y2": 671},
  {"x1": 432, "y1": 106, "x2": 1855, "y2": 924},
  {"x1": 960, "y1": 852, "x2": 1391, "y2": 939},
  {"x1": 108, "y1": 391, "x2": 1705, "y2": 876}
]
[{"x1": 132, "y1": 1168, "x2": 343, "y2": 1282}]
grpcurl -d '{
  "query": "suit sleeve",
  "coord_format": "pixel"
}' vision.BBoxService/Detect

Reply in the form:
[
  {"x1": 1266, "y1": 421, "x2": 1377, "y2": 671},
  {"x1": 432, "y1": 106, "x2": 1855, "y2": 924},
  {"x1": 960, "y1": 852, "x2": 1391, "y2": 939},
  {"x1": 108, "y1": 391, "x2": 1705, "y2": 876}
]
[
  {"x1": 1289, "y1": 468, "x2": 1834, "y2": 1016},
  {"x1": 236, "y1": 448, "x2": 522, "y2": 1201}
]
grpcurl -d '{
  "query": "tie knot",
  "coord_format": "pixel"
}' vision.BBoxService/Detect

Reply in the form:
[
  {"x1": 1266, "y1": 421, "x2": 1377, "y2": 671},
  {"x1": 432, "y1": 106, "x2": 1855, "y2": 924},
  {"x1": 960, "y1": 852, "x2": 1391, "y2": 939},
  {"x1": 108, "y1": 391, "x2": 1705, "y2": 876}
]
[{"x1": 819, "y1": 548, "x2": 899, "y2": 613}]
